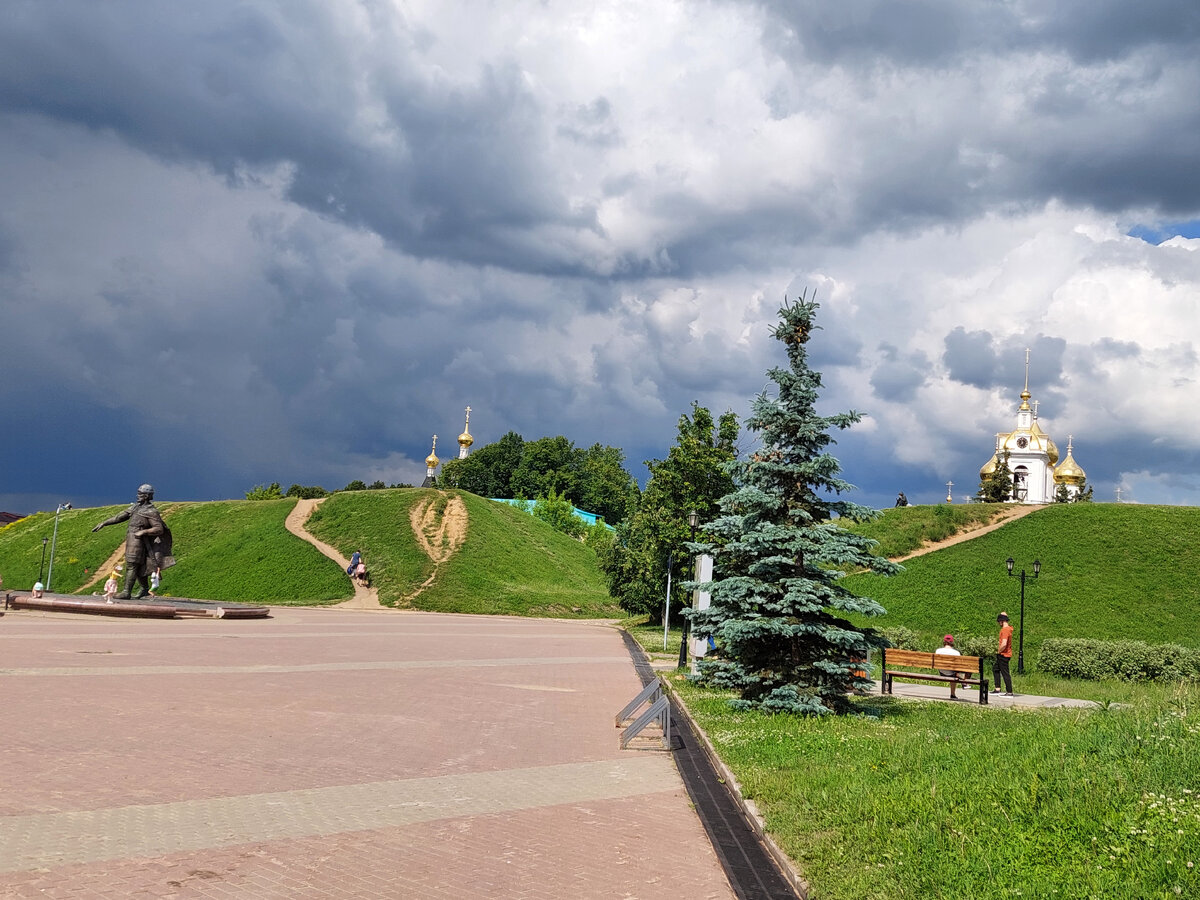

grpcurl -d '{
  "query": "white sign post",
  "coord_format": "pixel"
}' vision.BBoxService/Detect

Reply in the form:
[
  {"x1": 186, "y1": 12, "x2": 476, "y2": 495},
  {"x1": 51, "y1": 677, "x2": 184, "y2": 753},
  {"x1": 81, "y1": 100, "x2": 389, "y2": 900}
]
[{"x1": 689, "y1": 554, "x2": 713, "y2": 671}]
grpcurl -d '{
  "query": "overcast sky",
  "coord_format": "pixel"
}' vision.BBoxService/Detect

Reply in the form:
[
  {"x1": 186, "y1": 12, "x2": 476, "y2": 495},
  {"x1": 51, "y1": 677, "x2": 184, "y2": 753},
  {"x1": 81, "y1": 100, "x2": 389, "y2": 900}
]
[{"x1": 3, "y1": 0, "x2": 1199, "y2": 515}]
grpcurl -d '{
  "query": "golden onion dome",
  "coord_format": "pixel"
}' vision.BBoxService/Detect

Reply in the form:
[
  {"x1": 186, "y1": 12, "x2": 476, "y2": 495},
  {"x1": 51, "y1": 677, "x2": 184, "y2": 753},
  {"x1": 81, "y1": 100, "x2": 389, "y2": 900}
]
[
  {"x1": 1053, "y1": 437, "x2": 1086, "y2": 484},
  {"x1": 980, "y1": 454, "x2": 999, "y2": 477},
  {"x1": 457, "y1": 407, "x2": 474, "y2": 449},
  {"x1": 425, "y1": 435, "x2": 440, "y2": 469}
]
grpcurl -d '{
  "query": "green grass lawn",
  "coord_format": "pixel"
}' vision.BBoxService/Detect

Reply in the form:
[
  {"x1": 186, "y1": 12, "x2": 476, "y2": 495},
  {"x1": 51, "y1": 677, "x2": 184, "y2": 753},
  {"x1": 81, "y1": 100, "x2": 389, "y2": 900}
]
[
  {"x1": 845, "y1": 503, "x2": 1010, "y2": 559},
  {"x1": 0, "y1": 505, "x2": 134, "y2": 593},
  {"x1": 675, "y1": 678, "x2": 1200, "y2": 900},
  {"x1": 418, "y1": 492, "x2": 618, "y2": 617},
  {"x1": 843, "y1": 504, "x2": 1200, "y2": 658},
  {"x1": 148, "y1": 499, "x2": 350, "y2": 604},
  {"x1": 304, "y1": 488, "x2": 434, "y2": 607}
]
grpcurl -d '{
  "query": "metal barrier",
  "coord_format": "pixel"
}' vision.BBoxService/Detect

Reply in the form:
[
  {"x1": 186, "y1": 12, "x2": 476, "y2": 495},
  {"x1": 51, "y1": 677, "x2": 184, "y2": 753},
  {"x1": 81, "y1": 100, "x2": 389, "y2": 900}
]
[{"x1": 615, "y1": 677, "x2": 672, "y2": 750}]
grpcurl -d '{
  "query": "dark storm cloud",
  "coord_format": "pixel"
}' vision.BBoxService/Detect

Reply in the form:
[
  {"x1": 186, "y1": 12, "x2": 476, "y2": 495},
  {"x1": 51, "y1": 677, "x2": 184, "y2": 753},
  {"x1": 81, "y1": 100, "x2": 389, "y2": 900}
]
[
  {"x1": 0, "y1": 2, "x2": 601, "y2": 276},
  {"x1": 942, "y1": 329, "x2": 1066, "y2": 396},
  {"x1": 942, "y1": 327, "x2": 999, "y2": 389},
  {"x1": 870, "y1": 343, "x2": 929, "y2": 402},
  {"x1": 755, "y1": 0, "x2": 1200, "y2": 228},
  {"x1": 757, "y1": 0, "x2": 1200, "y2": 67}
]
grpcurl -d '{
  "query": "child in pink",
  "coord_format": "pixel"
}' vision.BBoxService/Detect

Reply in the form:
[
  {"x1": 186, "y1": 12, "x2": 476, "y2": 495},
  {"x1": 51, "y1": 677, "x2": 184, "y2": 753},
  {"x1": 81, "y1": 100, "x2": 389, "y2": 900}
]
[{"x1": 104, "y1": 572, "x2": 119, "y2": 603}]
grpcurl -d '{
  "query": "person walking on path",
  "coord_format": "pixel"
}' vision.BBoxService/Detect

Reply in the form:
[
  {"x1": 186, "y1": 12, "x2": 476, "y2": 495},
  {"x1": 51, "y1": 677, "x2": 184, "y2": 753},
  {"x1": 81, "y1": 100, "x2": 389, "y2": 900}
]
[{"x1": 993, "y1": 612, "x2": 1014, "y2": 696}]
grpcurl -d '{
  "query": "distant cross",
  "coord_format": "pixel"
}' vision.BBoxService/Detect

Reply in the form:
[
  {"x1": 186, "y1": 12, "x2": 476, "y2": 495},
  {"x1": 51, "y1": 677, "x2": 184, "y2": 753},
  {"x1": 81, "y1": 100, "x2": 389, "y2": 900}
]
[
  {"x1": 1033, "y1": 399, "x2": 1039, "y2": 418},
  {"x1": 1115, "y1": 487, "x2": 1122, "y2": 502},
  {"x1": 946, "y1": 480, "x2": 954, "y2": 503},
  {"x1": 464, "y1": 405, "x2": 471, "y2": 427}
]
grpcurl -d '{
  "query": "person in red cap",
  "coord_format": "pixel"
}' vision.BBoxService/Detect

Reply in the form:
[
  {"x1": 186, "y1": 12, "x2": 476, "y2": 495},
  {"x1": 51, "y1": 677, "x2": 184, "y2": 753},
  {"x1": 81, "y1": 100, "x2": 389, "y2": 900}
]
[
  {"x1": 934, "y1": 634, "x2": 970, "y2": 686},
  {"x1": 993, "y1": 612, "x2": 1014, "y2": 695}
]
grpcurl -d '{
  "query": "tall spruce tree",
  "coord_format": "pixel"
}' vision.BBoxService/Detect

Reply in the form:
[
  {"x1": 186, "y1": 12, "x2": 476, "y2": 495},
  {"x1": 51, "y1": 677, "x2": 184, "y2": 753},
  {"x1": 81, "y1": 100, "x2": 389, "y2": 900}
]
[{"x1": 689, "y1": 295, "x2": 898, "y2": 715}]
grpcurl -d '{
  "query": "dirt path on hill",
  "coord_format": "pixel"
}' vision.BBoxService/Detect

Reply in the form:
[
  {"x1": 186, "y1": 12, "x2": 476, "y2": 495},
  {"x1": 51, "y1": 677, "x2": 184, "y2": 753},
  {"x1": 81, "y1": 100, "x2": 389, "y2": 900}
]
[
  {"x1": 285, "y1": 498, "x2": 382, "y2": 609},
  {"x1": 401, "y1": 494, "x2": 468, "y2": 605},
  {"x1": 893, "y1": 504, "x2": 1043, "y2": 562}
]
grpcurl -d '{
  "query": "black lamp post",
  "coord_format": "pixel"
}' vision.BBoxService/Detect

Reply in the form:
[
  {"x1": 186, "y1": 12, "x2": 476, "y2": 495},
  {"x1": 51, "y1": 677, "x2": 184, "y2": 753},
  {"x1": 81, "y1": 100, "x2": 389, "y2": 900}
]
[
  {"x1": 1005, "y1": 556, "x2": 1040, "y2": 675},
  {"x1": 38, "y1": 537, "x2": 49, "y2": 584},
  {"x1": 678, "y1": 510, "x2": 700, "y2": 669}
]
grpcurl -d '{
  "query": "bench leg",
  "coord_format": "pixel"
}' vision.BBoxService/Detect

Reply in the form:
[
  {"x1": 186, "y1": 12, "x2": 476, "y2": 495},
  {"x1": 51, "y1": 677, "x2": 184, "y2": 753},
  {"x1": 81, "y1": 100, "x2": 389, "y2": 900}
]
[{"x1": 980, "y1": 680, "x2": 989, "y2": 705}]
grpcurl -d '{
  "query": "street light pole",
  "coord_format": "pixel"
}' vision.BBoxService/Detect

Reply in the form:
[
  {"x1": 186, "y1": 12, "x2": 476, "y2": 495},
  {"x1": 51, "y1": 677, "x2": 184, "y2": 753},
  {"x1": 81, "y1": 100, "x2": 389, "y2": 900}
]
[
  {"x1": 1005, "y1": 557, "x2": 1040, "y2": 675},
  {"x1": 45, "y1": 502, "x2": 72, "y2": 592},
  {"x1": 39, "y1": 537, "x2": 49, "y2": 584}
]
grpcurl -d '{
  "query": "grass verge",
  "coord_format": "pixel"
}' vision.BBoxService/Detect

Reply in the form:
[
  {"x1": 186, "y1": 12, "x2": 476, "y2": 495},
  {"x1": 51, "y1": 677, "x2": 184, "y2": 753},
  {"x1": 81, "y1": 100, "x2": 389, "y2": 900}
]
[{"x1": 674, "y1": 678, "x2": 1200, "y2": 900}]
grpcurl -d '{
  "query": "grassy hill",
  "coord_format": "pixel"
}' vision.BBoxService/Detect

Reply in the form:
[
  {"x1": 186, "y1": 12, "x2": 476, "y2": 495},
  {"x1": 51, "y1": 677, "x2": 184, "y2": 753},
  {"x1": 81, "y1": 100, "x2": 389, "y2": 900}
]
[
  {"x1": 843, "y1": 502, "x2": 1200, "y2": 653},
  {"x1": 305, "y1": 489, "x2": 618, "y2": 617},
  {"x1": 0, "y1": 500, "x2": 349, "y2": 604},
  {"x1": 0, "y1": 489, "x2": 616, "y2": 617}
]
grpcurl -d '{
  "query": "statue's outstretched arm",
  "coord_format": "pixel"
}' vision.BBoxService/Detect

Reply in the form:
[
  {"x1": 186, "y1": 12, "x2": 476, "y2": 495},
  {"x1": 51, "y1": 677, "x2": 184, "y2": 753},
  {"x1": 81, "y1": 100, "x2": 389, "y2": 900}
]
[{"x1": 92, "y1": 508, "x2": 132, "y2": 533}]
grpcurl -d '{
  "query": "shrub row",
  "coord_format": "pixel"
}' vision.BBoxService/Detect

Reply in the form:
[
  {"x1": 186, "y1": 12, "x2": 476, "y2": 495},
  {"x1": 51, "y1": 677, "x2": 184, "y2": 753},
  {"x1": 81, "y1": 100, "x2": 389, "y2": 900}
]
[{"x1": 1037, "y1": 637, "x2": 1200, "y2": 682}]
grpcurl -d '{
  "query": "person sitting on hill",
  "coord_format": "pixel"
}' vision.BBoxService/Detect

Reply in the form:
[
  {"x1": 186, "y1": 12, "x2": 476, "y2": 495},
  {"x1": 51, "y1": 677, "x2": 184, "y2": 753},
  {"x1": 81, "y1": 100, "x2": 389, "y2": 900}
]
[{"x1": 354, "y1": 560, "x2": 369, "y2": 587}]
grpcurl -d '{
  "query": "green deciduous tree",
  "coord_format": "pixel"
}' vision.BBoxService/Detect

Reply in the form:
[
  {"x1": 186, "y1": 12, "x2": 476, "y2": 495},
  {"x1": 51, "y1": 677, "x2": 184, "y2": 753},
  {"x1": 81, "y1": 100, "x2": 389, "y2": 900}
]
[
  {"x1": 285, "y1": 484, "x2": 329, "y2": 499},
  {"x1": 442, "y1": 431, "x2": 636, "y2": 526},
  {"x1": 245, "y1": 482, "x2": 283, "y2": 500},
  {"x1": 510, "y1": 436, "x2": 578, "y2": 499},
  {"x1": 689, "y1": 295, "x2": 897, "y2": 715},
  {"x1": 599, "y1": 403, "x2": 739, "y2": 617}
]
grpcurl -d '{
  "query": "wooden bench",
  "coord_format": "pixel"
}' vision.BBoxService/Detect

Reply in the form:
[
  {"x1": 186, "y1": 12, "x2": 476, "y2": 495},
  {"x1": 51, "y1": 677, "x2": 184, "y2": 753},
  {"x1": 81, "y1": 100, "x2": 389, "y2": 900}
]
[{"x1": 881, "y1": 648, "x2": 989, "y2": 704}]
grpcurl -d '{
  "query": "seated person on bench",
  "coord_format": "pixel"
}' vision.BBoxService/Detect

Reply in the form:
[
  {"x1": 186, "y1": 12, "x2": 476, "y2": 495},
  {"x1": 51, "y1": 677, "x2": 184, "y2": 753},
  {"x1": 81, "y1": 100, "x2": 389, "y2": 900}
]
[{"x1": 934, "y1": 634, "x2": 971, "y2": 682}]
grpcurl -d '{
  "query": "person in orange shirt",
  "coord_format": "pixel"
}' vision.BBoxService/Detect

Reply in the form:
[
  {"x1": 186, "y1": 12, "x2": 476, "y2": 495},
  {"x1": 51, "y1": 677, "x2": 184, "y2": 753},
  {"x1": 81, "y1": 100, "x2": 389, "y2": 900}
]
[{"x1": 992, "y1": 611, "x2": 1014, "y2": 696}]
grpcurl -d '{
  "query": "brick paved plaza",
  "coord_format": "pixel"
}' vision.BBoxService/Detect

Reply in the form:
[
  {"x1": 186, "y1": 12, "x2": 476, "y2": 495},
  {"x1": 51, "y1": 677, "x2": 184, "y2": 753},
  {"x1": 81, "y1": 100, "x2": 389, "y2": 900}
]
[{"x1": 0, "y1": 607, "x2": 734, "y2": 898}]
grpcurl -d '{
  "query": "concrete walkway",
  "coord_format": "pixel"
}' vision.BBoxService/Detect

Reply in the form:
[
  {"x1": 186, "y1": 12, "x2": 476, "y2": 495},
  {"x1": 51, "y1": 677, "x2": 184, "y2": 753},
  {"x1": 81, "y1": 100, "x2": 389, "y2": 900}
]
[
  {"x1": 885, "y1": 681, "x2": 1098, "y2": 708},
  {"x1": 0, "y1": 607, "x2": 734, "y2": 898}
]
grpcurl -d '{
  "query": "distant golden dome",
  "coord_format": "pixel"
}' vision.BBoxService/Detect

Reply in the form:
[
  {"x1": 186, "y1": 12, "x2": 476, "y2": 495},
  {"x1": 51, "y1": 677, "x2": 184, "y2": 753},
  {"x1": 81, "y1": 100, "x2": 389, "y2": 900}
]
[
  {"x1": 425, "y1": 435, "x2": 440, "y2": 469},
  {"x1": 1054, "y1": 437, "x2": 1086, "y2": 485},
  {"x1": 457, "y1": 406, "x2": 474, "y2": 449}
]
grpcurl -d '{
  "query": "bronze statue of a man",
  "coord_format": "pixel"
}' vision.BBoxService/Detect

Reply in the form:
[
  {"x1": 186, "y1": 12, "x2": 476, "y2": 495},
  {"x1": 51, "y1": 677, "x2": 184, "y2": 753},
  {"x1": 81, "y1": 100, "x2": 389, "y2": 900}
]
[{"x1": 93, "y1": 484, "x2": 174, "y2": 599}]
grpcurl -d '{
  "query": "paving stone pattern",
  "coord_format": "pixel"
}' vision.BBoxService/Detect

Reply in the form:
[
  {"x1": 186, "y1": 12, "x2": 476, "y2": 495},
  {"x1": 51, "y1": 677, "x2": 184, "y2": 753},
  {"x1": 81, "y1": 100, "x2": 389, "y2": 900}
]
[{"x1": 0, "y1": 609, "x2": 736, "y2": 898}]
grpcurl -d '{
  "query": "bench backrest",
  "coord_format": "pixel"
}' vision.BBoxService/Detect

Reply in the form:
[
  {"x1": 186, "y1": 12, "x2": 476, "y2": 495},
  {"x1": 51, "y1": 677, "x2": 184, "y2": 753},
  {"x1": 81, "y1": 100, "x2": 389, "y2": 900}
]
[{"x1": 884, "y1": 648, "x2": 983, "y2": 672}]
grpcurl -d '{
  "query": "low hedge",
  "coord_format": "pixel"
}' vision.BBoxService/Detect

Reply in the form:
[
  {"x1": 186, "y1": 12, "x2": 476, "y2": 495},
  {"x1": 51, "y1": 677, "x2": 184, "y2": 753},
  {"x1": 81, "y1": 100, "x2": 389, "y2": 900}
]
[{"x1": 1037, "y1": 637, "x2": 1200, "y2": 682}]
